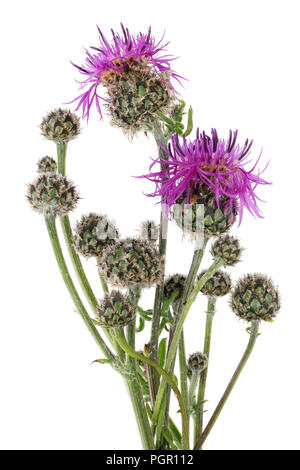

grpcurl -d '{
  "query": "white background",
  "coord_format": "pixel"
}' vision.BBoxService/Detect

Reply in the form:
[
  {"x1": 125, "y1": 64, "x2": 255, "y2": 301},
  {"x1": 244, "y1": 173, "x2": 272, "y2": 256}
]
[{"x1": 0, "y1": 0, "x2": 299, "y2": 450}]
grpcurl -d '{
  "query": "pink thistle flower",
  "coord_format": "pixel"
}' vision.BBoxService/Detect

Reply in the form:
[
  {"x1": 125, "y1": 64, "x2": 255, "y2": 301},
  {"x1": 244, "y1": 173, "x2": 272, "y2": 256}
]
[
  {"x1": 70, "y1": 24, "x2": 183, "y2": 122},
  {"x1": 140, "y1": 129, "x2": 270, "y2": 224}
]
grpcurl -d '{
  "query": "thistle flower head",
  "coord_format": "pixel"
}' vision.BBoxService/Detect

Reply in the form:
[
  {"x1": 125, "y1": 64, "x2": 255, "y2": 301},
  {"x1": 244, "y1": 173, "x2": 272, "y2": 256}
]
[
  {"x1": 96, "y1": 290, "x2": 136, "y2": 328},
  {"x1": 40, "y1": 108, "x2": 80, "y2": 142},
  {"x1": 98, "y1": 238, "x2": 165, "y2": 288},
  {"x1": 37, "y1": 156, "x2": 57, "y2": 174},
  {"x1": 198, "y1": 269, "x2": 232, "y2": 297},
  {"x1": 70, "y1": 24, "x2": 183, "y2": 126},
  {"x1": 187, "y1": 352, "x2": 208, "y2": 375},
  {"x1": 230, "y1": 274, "x2": 280, "y2": 322},
  {"x1": 27, "y1": 173, "x2": 79, "y2": 217},
  {"x1": 141, "y1": 129, "x2": 270, "y2": 224},
  {"x1": 211, "y1": 234, "x2": 242, "y2": 266},
  {"x1": 74, "y1": 213, "x2": 119, "y2": 258}
]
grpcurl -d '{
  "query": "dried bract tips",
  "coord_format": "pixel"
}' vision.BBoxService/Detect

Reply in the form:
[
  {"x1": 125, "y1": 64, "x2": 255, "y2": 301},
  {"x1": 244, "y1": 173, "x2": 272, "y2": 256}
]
[
  {"x1": 40, "y1": 108, "x2": 80, "y2": 142},
  {"x1": 198, "y1": 270, "x2": 232, "y2": 297},
  {"x1": 27, "y1": 173, "x2": 79, "y2": 217},
  {"x1": 37, "y1": 156, "x2": 57, "y2": 174},
  {"x1": 211, "y1": 234, "x2": 242, "y2": 266},
  {"x1": 74, "y1": 213, "x2": 119, "y2": 258},
  {"x1": 230, "y1": 273, "x2": 280, "y2": 322},
  {"x1": 188, "y1": 352, "x2": 208, "y2": 375},
  {"x1": 96, "y1": 290, "x2": 136, "y2": 328},
  {"x1": 98, "y1": 238, "x2": 165, "y2": 288},
  {"x1": 139, "y1": 220, "x2": 159, "y2": 243}
]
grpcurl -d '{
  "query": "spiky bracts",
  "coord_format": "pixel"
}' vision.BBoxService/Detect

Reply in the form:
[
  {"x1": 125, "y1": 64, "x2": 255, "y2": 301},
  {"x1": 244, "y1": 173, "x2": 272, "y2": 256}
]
[
  {"x1": 104, "y1": 57, "x2": 174, "y2": 134},
  {"x1": 96, "y1": 290, "x2": 136, "y2": 328},
  {"x1": 98, "y1": 238, "x2": 165, "y2": 288},
  {"x1": 230, "y1": 274, "x2": 280, "y2": 322},
  {"x1": 40, "y1": 108, "x2": 80, "y2": 142},
  {"x1": 71, "y1": 24, "x2": 182, "y2": 123},
  {"x1": 139, "y1": 219, "x2": 159, "y2": 243},
  {"x1": 140, "y1": 130, "x2": 270, "y2": 223},
  {"x1": 27, "y1": 173, "x2": 79, "y2": 217},
  {"x1": 173, "y1": 185, "x2": 236, "y2": 238},
  {"x1": 188, "y1": 352, "x2": 208, "y2": 374},
  {"x1": 164, "y1": 274, "x2": 187, "y2": 303},
  {"x1": 37, "y1": 156, "x2": 57, "y2": 174},
  {"x1": 198, "y1": 270, "x2": 232, "y2": 297},
  {"x1": 74, "y1": 213, "x2": 119, "y2": 258},
  {"x1": 211, "y1": 235, "x2": 242, "y2": 266}
]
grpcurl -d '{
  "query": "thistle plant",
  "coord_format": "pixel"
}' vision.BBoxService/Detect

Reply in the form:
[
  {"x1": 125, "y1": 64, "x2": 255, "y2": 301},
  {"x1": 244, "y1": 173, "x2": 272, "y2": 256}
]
[{"x1": 27, "y1": 23, "x2": 281, "y2": 450}]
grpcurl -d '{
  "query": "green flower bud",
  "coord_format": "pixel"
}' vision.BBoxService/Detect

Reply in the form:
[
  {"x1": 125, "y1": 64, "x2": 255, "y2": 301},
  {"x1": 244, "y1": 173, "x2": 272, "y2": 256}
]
[
  {"x1": 96, "y1": 290, "x2": 136, "y2": 328},
  {"x1": 27, "y1": 173, "x2": 79, "y2": 217},
  {"x1": 211, "y1": 234, "x2": 242, "y2": 266},
  {"x1": 230, "y1": 274, "x2": 280, "y2": 322},
  {"x1": 40, "y1": 108, "x2": 80, "y2": 142},
  {"x1": 74, "y1": 213, "x2": 119, "y2": 258}
]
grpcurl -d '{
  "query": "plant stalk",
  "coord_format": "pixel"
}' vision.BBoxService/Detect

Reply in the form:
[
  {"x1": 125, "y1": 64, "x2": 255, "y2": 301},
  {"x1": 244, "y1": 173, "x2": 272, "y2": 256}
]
[
  {"x1": 193, "y1": 296, "x2": 216, "y2": 445},
  {"x1": 115, "y1": 329, "x2": 190, "y2": 450},
  {"x1": 152, "y1": 257, "x2": 224, "y2": 425},
  {"x1": 193, "y1": 320, "x2": 260, "y2": 450},
  {"x1": 44, "y1": 214, "x2": 115, "y2": 363}
]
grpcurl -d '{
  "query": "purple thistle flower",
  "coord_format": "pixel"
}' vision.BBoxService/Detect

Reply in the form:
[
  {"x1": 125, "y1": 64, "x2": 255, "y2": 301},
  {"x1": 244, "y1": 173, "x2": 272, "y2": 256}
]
[
  {"x1": 70, "y1": 24, "x2": 183, "y2": 121},
  {"x1": 140, "y1": 129, "x2": 270, "y2": 224}
]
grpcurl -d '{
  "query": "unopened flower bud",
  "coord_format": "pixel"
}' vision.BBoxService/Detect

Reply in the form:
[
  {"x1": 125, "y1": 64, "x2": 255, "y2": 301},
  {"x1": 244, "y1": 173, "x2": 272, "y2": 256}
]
[
  {"x1": 230, "y1": 274, "x2": 280, "y2": 322},
  {"x1": 211, "y1": 234, "x2": 242, "y2": 266},
  {"x1": 40, "y1": 108, "x2": 80, "y2": 142},
  {"x1": 198, "y1": 270, "x2": 232, "y2": 297},
  {"x1": 37, "y1": 156, "x2": 57, "y2": 174},
  {"x1": 74, "y1": 213, "x2": 119, "y2": 258},
  {"x1": 27, "y1": 173, "x2": 79, "y2": 217},
  {"x1": 96, "y1": 290, "x2": 136, "y2": 328}
]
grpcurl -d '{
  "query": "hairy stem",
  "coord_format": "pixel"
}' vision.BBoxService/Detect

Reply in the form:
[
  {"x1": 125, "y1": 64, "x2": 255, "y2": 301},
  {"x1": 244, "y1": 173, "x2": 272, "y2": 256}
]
[
  {"x1": 193, "y1": 296, "x2": 216, "y2": 445},
  {"x1": 179, "y1": 331, "x2": 189, "y2": 415},
  {"x1": 44, "y1": 215, "x2": 115, "y2": 363},
  {"x1": 122, "y1": 321, "x2": 154, "y2": 450},
  {"x1": 193, "y1": 320, "x2": 260, "y2": 450},
  {"x1": 56, "y1": 141, "x2": 99, "y2": 313},
  {"x1": 149, "y1": 121, "x2": 169, "y2": 397},
  {"x1": 115, "y1": 329, "x2": 190, "y2": 450},
  {"x1": 162, "y1": 238, "x2": 208, "y2": 432},
  {"x1": 152, "y1": 257, "x2": 224, "y2": 425}
]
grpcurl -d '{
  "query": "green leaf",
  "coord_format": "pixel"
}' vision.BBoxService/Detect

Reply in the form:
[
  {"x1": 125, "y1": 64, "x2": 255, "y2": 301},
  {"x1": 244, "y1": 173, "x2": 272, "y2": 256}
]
[
  {"x1": 92, "y1": 358, "x2": 111, "y2": 365},
  {"x1": 184, "y1": 106, "x2": 193, "y2": 136},
  {"x1": 156, "y1": 111, "x2": 174, "y2": 126},
  {"x1": 136, "y1": 316, "x2": 145, "y2": 333},
  {"x1": 158, "y1": 338, "x2": 167, "y2": 368},
  {"x1": 137, "y1": 306, "x2": 153, "y2": 321}
]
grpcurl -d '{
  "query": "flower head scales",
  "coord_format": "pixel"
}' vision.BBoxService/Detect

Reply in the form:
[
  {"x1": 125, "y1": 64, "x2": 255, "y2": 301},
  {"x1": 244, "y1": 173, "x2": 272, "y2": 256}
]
[
  {"x1": 70, "y1": 24, "x2": 183, "y2": 121},
  {"x1": 140, "y1": 129, "x2": 270, "y2": 224}
]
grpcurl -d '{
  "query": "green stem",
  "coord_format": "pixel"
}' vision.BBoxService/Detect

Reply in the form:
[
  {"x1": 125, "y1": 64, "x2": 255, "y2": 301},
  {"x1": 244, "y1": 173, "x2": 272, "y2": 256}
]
[
  {"x1": 57, "y1": 141, "x2": 67, "y2": 175},
  {"x1": 152, "y1": 257, "x2": 223, "y2": 425},
  {"x1": 193, "y1": 320, "x2": 260, "y2": 450},
  {"x1": 44, "y1": 215, "x2": 115, "y2": 363},
  {"x1": 59, "y1": 216, "x2": 99, "y2": 312},
  {"x1": 188, "y1": 372, "x2": 199, "y2": 417},
  {"x1": 115, "y1": 329, "x2": 190, "y2": 450},
  {"x1": 56, "y1": 141, "x2": 99, "y2": 313},
  {"x1": 149, "y1": 121, "x2": 169, "y2": 397},
  {"x1": 161, "y1": 238, "x2": 208, "y2": 432},
  {"x1": 193, "y1": 296, "x2": 216, "y2": 445},
  {"x1": 123, "y1": 322, "x2": 154, "y2": 449},
  {"x1": 97, "y1": 257, "x2": 109, "y2": 293},
  {"x1": 179, "y1": 331, "x2": 189, "y2": 414}
]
